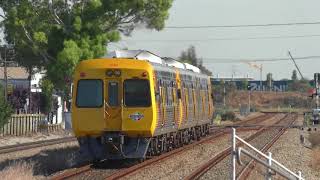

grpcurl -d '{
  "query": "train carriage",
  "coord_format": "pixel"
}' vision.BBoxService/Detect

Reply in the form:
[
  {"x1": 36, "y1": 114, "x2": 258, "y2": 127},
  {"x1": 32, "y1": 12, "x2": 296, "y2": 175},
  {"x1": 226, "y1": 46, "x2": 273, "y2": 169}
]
[{"x1": 72, "y1": 50, "x2": 213, "y2": 161}]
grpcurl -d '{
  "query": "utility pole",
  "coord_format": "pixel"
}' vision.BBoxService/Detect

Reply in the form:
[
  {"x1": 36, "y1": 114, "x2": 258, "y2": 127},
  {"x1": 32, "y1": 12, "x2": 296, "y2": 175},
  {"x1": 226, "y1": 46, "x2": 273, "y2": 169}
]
[
  {"x1": 1, "y1": 45, "x2": 15, "y2": 102},
  {"x1": 0, "y1": 48, "x2": 8, "y2": 102},
  {"x1": 247, "y1": 85, "x2": 252, "y2": 114},
  {"x1": 243, "y1": 62, "x2": 263, "y2": 91},
  {"x1": 260, "y1": 64, "x2": 263, "y2": 91},
  {"x1": 223, "y1": 81, "x2": 226, "y2": 107},
  {"x1": 269, "y1": 73, "x2": 272, "y2": 92},
  {"x1": 288, "y1": 51, "x2": 304, "y2": 80},
  {"x1": 4, "y1": 51, "x2": 8, "y2": 102},
  {"x1": 314, "y1": 73, "x2": 320, "y2": 109}
]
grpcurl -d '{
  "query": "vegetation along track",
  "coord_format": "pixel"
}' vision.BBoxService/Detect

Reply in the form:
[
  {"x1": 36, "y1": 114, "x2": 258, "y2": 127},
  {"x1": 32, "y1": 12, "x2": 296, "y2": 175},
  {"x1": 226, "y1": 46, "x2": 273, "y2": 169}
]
[
  {"x1": 0, "y1": 136, "x2": 76, "y2": 155},
  {"x1": 185, "y1": 113, "x2": 297, "y2": 180},
  {"x1": 50, "y1": 113, "x2": 279, "y2": 180}
]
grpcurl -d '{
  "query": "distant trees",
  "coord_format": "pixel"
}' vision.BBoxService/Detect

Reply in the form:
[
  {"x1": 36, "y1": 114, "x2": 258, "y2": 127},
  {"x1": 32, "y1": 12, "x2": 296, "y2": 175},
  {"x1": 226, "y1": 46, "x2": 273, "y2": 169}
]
[
  {"x1": 240, "y1": 79, "x2": 249, "y2": 90},
  {"x1": 291, "y1": 70, "x2": 298, "y2": 81},
  {"x1": 179, "y1": 45, "x2": 212, "y2": 76},
  {"x1": 213, "y1": 80, "x2": 237, "y2": 106},
  {"x1": 288, "y1": 70, "x2": 312, "y2": 92},
  {"x1": 289, "y1": 78, "x2": 312, "y2": 92}
]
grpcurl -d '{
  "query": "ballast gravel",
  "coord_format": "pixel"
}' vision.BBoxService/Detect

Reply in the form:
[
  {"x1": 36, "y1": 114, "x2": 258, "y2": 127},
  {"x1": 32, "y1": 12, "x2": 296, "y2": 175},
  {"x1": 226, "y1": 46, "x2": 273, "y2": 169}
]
[
  {"x1": 248, "y1": 115, "x2": 320, "y2": 180},
  {"x1": 121, "y1": 131, "x2": 256, "y2": 180}
]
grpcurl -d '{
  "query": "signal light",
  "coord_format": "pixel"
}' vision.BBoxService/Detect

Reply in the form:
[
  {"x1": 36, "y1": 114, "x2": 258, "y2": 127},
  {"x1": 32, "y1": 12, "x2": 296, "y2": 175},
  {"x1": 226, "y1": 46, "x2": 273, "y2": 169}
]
[
  {"x1": 80, "y1": 72, "x2": 86, "y2": 77},
  {"x1": 142, "y1": 72, "x2": 147, "y2": 77}
]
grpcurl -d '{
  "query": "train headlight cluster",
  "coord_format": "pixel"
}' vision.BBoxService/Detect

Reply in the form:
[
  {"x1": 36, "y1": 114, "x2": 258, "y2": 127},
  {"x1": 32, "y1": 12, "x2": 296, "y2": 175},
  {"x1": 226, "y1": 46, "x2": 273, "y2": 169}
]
[
  {"x1": 106, "y1": 69, "x2": 121, "y2": 77},
  {"x1": 114, "y1": 70, "x2": 121, "y2": 77},
  {"x1": 106, "y1": 70, "x2": 113, "y2": 77}
]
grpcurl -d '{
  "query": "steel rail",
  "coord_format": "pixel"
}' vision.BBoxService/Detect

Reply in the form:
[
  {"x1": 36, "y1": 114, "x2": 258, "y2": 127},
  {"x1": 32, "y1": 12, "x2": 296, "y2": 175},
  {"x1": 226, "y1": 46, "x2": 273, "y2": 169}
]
[
  {"x1": 0, "y1": 136, "x2": 77, "y2": 154},
  {"x1": 237, "y1": 113, "x2": 298, "y2": 180},
  {"x1": 184, "y1": 113, "x2": 294, "y2": 180},
  {"x1": 49, "y1": 113, "x2": 277, "y2": 180},
  {"x1": 104, "y1": 113, "x2": 278, "y2": 180},
  {"x1": 49, "y1": 130, "x2": 232, "y2": 180},
  {"x1": 50, "y1": 164, "x2": 92, "y2": 180}
]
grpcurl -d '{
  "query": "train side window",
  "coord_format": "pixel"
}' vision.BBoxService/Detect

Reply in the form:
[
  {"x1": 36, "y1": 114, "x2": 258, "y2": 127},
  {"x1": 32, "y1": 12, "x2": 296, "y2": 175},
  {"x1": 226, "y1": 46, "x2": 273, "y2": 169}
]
[{"x1": 177, "y1": 89, "x2": 181, "y2": 99}]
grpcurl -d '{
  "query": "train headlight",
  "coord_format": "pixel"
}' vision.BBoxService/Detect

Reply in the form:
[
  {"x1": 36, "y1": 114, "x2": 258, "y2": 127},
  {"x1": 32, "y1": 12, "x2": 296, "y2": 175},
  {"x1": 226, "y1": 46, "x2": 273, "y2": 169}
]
[
  {"x1": 114, "y1": 69, "x2": 121, "y2": 77},
  {"x1": 106, "y1": 70, "x2": 113, "y2": 77}
]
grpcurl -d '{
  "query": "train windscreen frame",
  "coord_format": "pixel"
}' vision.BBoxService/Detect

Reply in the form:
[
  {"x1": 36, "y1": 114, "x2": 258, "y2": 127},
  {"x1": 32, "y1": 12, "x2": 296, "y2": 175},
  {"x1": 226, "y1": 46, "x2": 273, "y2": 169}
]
[{"x1": 124, "y1": 79, "x2": 151, "y2": 107}]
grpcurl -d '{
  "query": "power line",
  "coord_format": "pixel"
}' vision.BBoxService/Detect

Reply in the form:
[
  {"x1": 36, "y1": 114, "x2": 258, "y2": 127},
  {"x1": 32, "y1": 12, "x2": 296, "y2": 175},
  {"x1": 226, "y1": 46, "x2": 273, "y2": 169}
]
[
  {"x1": 122, "y1": 34, "x2": 320, "y2": 42},
  {"x1": 165, "y1": 21, "x2": 320, "y2": 29},
  {"x1": 188, "y1": 55, "x2": 320, "y2": 63}
]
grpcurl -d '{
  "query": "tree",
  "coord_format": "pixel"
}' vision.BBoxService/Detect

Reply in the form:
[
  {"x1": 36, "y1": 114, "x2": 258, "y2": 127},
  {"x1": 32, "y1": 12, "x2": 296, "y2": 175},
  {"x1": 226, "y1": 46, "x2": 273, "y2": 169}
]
[
  {"x1": 0, "y1": 0, "x2": 173, "y2": 94},
  {"x1": 0, "y1": 85, "x2": 13, "y2": 128},
  {"x1": 40, "y1": 79, "x2": 54, "y2": 114},
  {"x1": 240, "y1": 79, "x2": 249, "y2": 90},
  {"x1": 289, "y1": 79, "x2": 312, "y2": 92},
  {"x1": 291, "y1": 70, "x2": 298, "y2": 81},
  {"x1": 179, "y1": 45, "x2": 212, "y2": 75}
]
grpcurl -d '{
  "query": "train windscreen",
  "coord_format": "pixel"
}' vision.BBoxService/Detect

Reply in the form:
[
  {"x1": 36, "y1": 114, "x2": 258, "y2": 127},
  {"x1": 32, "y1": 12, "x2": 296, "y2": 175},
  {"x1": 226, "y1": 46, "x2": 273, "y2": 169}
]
[
  {"x1": 76, "y1": 80, "x2": 103, "y2": 108},
  {"x1": 124, "y1": 79, "x2": 151, "y2": 107}
]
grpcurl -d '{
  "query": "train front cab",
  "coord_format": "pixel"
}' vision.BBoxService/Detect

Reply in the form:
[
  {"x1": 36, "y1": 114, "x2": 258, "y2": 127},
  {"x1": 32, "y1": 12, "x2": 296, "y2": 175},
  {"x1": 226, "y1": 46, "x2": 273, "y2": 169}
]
[{"x1": 72, "y1": 59, "x2": 157, "y2": 161}]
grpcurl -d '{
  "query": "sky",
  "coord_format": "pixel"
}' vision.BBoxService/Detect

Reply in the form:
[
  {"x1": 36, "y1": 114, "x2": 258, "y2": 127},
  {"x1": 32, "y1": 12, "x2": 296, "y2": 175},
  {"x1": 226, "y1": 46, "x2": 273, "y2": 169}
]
[{"x1": 109, "y1": 0, "x2": 320, "y2": 80}]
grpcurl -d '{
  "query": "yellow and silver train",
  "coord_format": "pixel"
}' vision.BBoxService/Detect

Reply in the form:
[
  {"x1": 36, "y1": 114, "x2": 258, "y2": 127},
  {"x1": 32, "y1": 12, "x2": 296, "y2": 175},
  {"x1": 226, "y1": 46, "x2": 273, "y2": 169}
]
[{"x1": 72, "y1": 50, "x2": 213, "y2": 161}]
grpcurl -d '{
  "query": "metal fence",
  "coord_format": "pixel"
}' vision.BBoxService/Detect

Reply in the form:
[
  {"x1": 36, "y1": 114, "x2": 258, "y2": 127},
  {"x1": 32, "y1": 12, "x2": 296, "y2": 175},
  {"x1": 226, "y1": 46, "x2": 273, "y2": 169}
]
[
  {"x1": 231, "y1": 128, "x2": 304, "y2": 180},
  {"x1": 0, "y1": 114, "x2": 47, "y2": 136}
]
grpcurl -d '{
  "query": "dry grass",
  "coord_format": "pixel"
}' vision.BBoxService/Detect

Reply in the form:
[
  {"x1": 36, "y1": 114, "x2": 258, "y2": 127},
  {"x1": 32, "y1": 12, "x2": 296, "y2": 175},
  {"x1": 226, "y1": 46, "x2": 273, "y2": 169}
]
[
  {"x1": 308, "y1": 132, "x2": 320, "y2": 148},
  {"x1": 309, "y1": 132, "x2": 320, "y2": 171},
  {"x1": 0, "y1": 143, "x2": 79, "y2": 177},
  {"x1": 310, "y1": 147, "x2": 320, "y2": 171},
  {"x1": 31, "y1": 144, "x2": 79, "y2": 175},
  {"x1": 0, "y1": 162, "x2": 35, "y2": 180}
]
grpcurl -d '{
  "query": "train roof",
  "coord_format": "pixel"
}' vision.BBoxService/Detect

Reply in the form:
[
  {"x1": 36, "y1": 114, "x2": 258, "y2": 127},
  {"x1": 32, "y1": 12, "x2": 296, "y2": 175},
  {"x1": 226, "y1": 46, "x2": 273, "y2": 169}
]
[{"x1": 106, "y1": 50, "x2": 201, "y2": 74}]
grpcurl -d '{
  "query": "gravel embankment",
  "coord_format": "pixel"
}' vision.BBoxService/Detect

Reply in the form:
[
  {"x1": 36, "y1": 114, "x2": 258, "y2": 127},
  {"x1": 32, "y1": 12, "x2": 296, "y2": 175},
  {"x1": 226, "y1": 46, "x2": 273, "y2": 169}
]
[
  {"x1": 248, "y1": 115, "x2": 320, "y2": 180},
  {"x1": 0, "y1": 141, "x2": 79, "y2": 178},
  {"x1": 120, "y1": 131, "x2": 256, "y2": 180}
]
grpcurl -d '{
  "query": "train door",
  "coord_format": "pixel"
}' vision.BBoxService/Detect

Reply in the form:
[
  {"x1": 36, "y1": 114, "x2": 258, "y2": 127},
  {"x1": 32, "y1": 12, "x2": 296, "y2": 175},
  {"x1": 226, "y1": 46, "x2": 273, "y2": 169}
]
[
  {"x1": 172, "y1": 83, "x2": 178, "y2": 125},
  {"x1": 104, "y1": 79, "x2": 122, "y2": 131},
  {"x1": 161, "y1": 85, "x2": 166, "y2": 127}
]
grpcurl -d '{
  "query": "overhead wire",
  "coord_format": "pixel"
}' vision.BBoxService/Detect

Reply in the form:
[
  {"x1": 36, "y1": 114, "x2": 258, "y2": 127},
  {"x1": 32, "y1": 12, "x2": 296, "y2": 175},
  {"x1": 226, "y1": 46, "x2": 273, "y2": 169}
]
[
  {"x1": 122, "y1": 34, "x2": 320, "y2": 42},
  {"x1": 165, "y1": 21, "x2": 320, "y2": 29},
  {"x1": 197, "y1": 56, "x2": 320, "y2": 63}
]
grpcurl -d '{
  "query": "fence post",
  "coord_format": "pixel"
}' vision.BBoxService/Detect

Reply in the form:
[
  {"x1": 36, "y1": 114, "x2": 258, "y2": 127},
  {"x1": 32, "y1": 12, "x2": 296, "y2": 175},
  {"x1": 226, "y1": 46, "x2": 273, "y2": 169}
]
[
  {"x1": 298, "y1": 171, "x2": 302, "y2": 180},
  {"x1": 267, "y1": 152, "x2": 272, "y2": 180},
  {"x1": 231, "y1": 128, "x2": 236, "y2": 180}
]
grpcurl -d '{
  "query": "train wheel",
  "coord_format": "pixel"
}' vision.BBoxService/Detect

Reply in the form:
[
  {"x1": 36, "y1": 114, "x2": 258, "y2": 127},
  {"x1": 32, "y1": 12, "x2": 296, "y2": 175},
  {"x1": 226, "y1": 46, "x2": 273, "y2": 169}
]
[{"x1": 196, "y1": 127, "x2": 201, "y2": 141}]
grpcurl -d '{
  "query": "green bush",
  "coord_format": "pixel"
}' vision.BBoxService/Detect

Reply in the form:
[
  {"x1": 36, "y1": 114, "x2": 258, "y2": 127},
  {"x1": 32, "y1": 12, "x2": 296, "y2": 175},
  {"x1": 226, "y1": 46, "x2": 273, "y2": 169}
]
[
  {"x1": 40, "y1": 79, "x2": 54, "y2": 114},
  {"x1": 221, "y1": 111, "x2": 236, "y2": 121},
  {"x1": 0, "y1": 85, "x2": 13, "y2": 128}
]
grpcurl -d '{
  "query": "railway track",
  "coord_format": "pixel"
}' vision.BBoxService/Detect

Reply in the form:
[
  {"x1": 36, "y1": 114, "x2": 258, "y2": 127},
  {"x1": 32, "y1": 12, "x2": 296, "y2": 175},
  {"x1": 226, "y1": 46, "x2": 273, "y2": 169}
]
[
  {"x1": 185, "y1": 113, "x2": 297, "y2": 180},
  {"x1": 0, "y1": 136, "x2": 76, "y2": 155},
  {"x1": 237, "y1": 113, "x2": 298, "y2": 180},
  {"x1": 50, "y1": 112, "x2": 280, "y2": 180}
]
